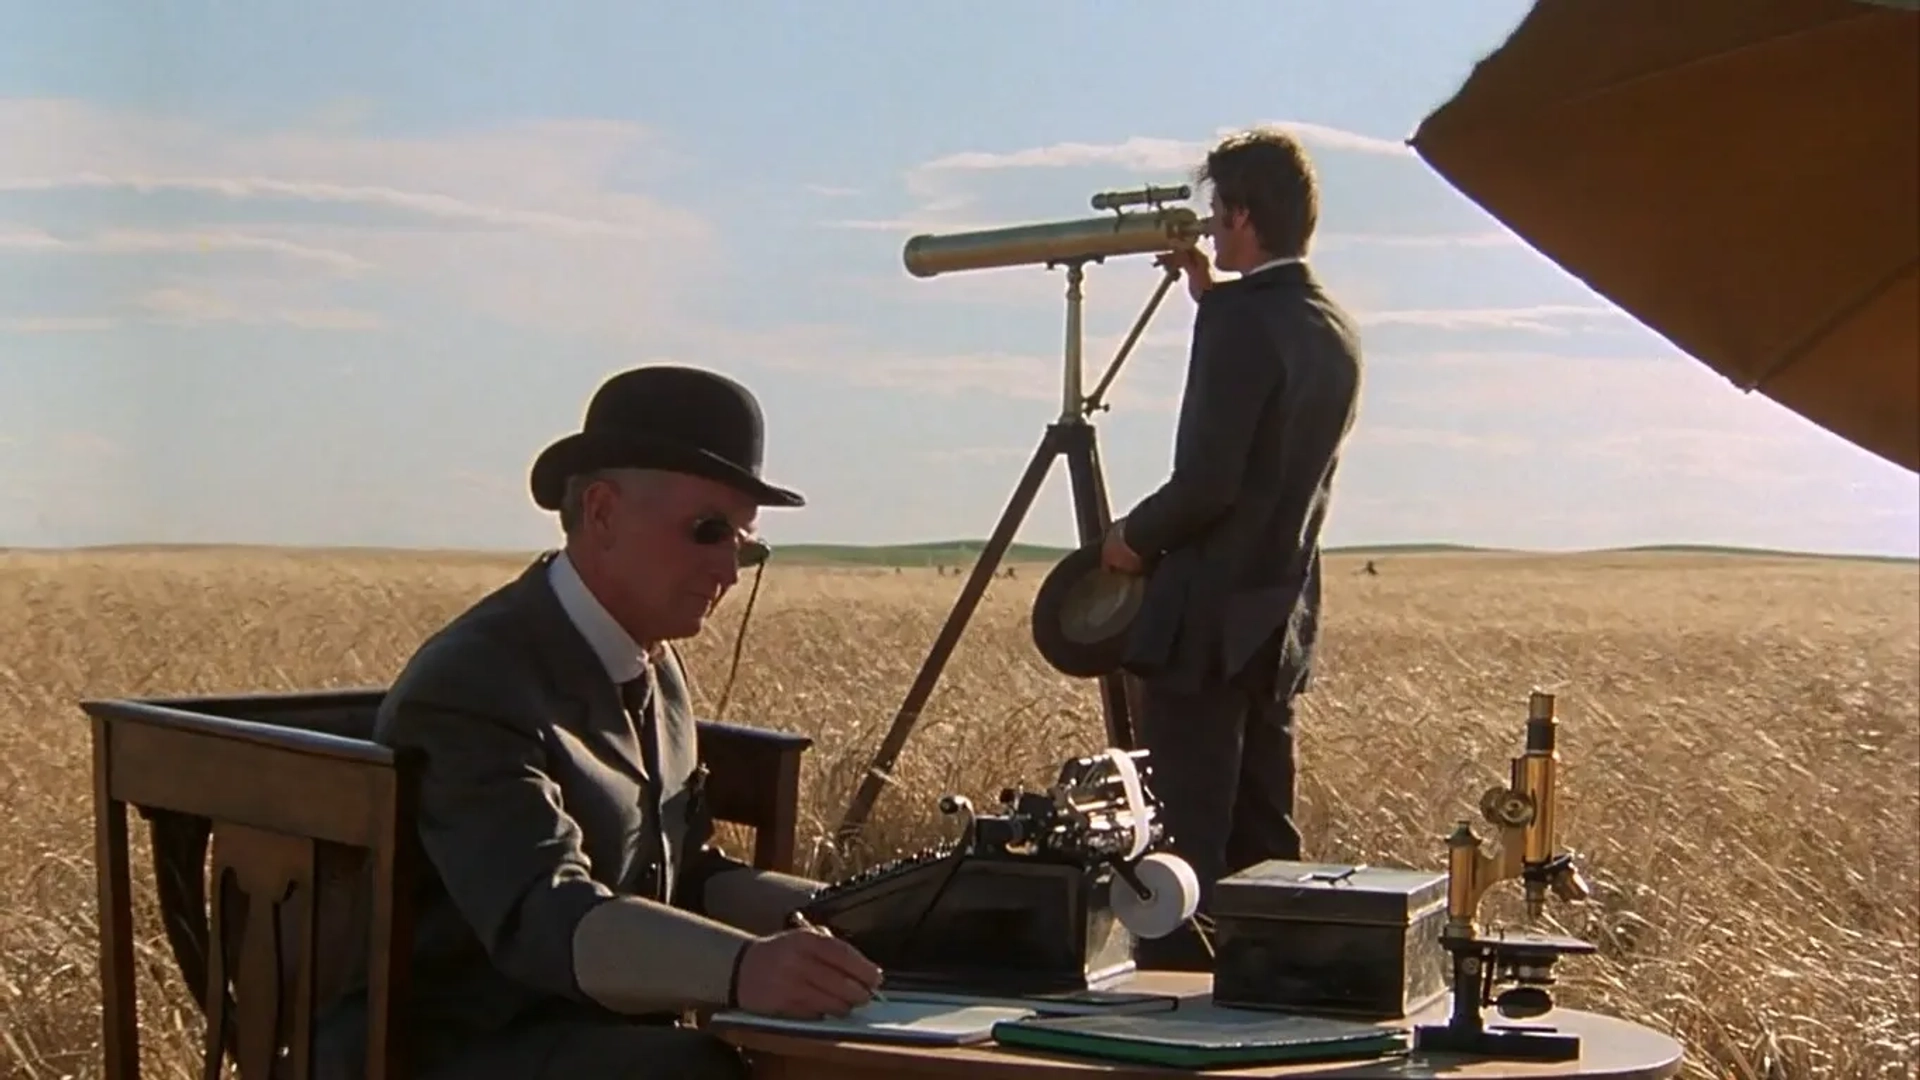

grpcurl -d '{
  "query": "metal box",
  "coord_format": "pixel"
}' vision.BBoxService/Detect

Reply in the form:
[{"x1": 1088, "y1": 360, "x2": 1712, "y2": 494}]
[{"x1": 1208, "y1": 860, "x2": 1450, "y2": 1019}]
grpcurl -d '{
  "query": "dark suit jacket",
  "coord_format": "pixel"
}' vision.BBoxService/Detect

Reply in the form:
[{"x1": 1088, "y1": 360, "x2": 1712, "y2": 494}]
[
  {"x1": 318, "y1": 552, "x2": 768, "y2": 1072},
  {"x1": 1120, "y1": 260, "x2": 1362, "y2": 697}
]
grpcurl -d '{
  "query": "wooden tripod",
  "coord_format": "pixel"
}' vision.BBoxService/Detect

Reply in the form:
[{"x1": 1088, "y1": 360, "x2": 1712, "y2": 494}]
[{"x1": 833, "y1": 258, "x2": 1180, "y2": 854}]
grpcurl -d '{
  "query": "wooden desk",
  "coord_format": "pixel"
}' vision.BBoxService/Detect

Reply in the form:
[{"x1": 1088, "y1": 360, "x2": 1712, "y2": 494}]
[{"x1": 710, "y1": 973, "x2": 1684, "y2": 1080}]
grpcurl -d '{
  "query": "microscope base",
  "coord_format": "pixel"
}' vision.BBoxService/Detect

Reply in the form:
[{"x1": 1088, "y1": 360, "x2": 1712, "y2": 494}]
[
  {"x1": 1412, "y1": 927, "x2": 1596, "y2": 1063},
  {"x1": 1412, "y1": 1021, "x2": 1580, "y2": 1061}
]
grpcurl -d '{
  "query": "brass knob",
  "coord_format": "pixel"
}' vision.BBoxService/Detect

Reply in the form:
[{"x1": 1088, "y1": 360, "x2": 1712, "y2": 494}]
[
  {"x1": 1481, "y1": 785, "x2": 1534, "y2": 828},
  {"x1": 1551, "y1": 864, "x2": 1592, "y2": 903}
]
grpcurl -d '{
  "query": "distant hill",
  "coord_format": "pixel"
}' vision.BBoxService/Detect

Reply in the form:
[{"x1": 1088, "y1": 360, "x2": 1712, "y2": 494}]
[
  {"x1": 1601, "y1": 543, "x2": 1918, "y2": 565},
  {"x1": 775, "y1": 540, "x2": 1074, "y2": 566},
  {"x1": 1324, "y1": 542, "x2": 1491, "y2": 556}
]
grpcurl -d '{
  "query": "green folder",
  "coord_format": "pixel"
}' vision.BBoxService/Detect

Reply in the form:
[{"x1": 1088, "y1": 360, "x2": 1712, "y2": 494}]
[{"x1": 990, "y1": 1004, "x2": 1409, "y2": 1069}]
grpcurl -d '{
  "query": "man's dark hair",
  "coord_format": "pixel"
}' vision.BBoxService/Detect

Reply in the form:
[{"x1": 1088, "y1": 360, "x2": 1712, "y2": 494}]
[{"x1": 1200, "y1": 127, "x2": 1320, "y2": 259}]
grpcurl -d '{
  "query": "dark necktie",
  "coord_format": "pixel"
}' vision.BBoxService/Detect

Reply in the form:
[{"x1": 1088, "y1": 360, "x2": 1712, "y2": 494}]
[
  {"x1": 619, "y1": 673, "x2": 657, "y2": 779},
  {"x1": 619, "y1": 670, "x2": 670, "y2": 900},
  {"x1": 619, "y1": 674, "x2": 651, "y2": 720}
]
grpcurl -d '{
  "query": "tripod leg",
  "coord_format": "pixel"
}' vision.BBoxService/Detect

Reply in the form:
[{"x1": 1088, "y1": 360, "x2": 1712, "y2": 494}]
[
  {"x1": 834, "y1": 425, "x2": 1062, "y2": 853},
  {"x1": 1057, "y1": 422, "x2": 1138, "y2": 750}
]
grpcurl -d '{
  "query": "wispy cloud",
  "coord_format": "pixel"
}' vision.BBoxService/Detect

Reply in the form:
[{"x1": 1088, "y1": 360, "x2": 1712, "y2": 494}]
[
  {"x1": 136, "y1": 282, "x2": 383, "y2": 331},
  {"x1": 909, "y1": 120, "x2": 1409, "y2": 177},
  {"x1": 828, "y1": 118, "x2": 1415, "y2": 238},
  {"x1": 1356, "y1": 347, "x2": 1861, "y2": 472},
  {"x1": 1315, "y1": 229, "x2": 1517, "y2": 250},
  {"x1": 916, "y1": 445, "x2": 1034, "y2": 465},
  {"x1": 765, "y1": 325, "x2": 1188, "y2": 410},
  {"x1": 0, "y1": 174, "x2": 671, "y2": 239},
  {"x1": 0, "y1": 315, "x2": 120, "y2": 333},
  {"x1": 1355, "y1": 426, "x2": 1532, "y2": 455},
  {"x1": 816, "y1": 215, "x2": 1002, "y2": 234},
  {"x1": 1320, "y1": 346, "x2": 1920, "y2": 551},
  {"x1": 780, "y1": 348, "x2": 1064, "y2": 403},
  {"x1": 0, "y1": 224, "x2": 368, "y2": 272},
  {"x1": 1355, "y1": 304, "x2": 1623, "y2": 334},
  {"x1": 0, "y1": 97, "x2": 713, "y2": 341}
]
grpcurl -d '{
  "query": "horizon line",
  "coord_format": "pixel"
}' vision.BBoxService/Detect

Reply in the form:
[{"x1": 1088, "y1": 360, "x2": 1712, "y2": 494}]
[{"x1": 4, "y1": 538, "x2": 1914, "y2": 564}]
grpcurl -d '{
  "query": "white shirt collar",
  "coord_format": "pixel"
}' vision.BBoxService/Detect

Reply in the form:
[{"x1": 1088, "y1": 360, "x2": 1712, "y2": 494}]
[
  {"x1": 1244, "y1": 255, "x2": 1304, "y2": 277},
  {"x1": 548, "y1": 550, "x2": 648, "y2": 684}
]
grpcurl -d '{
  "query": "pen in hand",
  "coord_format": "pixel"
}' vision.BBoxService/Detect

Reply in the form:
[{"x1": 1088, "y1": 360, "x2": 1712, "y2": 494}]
[{"x1": 787, "y1": 910, "x2": 888, "y2": 1002}]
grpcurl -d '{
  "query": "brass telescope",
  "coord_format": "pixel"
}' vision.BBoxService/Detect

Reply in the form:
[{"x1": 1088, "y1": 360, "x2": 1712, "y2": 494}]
[
  {"x1": 836, "y1": 183, "x2": 1204, "y2": 852},
  {"x1": 903, "y1": 205, "x2": 1209, "y2": 278}
]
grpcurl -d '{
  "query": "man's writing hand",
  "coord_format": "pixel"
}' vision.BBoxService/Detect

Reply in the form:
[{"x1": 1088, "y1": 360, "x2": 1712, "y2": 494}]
[
  {"x1": 733, "y1": 929, "x2": 882, "y2": 1019},
  {"x1": 1101, "y1": 521, "x2": 1145, "y2": 575},
  {"x1": 1155, "y1": 246, "x2": 1213, "y2": 304}
]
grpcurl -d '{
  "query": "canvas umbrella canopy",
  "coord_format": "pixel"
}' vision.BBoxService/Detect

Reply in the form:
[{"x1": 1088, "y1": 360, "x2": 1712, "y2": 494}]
[{"x1": 1409, "y1": 0, "x2": 1919, "y2": 473}]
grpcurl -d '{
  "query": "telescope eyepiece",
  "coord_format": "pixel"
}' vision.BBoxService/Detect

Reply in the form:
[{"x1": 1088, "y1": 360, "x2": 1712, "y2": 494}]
[{"x1": 1090, "y1": 183, "x2": 1191, "y2": 212}]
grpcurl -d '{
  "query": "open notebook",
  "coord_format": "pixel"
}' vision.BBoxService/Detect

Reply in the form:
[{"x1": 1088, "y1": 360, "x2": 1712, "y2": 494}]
[{"x1": 708, "y1": 999, "x2": 1036, "y2": 1046}]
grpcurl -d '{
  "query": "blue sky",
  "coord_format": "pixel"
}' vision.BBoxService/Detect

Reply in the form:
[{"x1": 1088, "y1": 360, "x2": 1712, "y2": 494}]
[{"x1": 3, "y1": 0, "x2": 1914, "y2": 557}]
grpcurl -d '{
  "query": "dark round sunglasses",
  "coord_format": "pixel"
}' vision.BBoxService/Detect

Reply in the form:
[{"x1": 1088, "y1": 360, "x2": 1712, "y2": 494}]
[{"x1": 690, "y1": 514, "x2": 770, "y2": 568}]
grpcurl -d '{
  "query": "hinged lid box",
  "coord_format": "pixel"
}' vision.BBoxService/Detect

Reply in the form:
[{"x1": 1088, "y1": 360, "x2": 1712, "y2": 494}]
[
  {"x1": 1209, "y1": 859, "x2": 1450, "y2": 1020},
  {"x1": 1214, "y1": 861, "x2": 1449, "y2": 924}
]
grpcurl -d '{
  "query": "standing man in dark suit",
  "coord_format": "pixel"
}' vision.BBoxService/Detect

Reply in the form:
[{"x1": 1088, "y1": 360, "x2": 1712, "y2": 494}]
[
  {"x1": 317, "y1": 366, "x2": 882, "y2": 1079},
  {"x1": 1101, "y1": 128, "x2": 1363, "y2": 969}
]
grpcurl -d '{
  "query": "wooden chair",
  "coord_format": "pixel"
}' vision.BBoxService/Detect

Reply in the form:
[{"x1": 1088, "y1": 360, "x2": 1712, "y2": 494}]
[{"x1": 82, "y1": 688, "x2": 814, "y2": 1080}]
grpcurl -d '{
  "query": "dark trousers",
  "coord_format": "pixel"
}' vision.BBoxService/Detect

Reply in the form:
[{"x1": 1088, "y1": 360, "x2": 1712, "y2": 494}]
[
  {"x1": 1130, "y1": 658, "x2": 1301, "y2": 970},
  {"x1": 416, "y1": 1016, "x2": 748, "y2": 1080},
  {"x1": 316, "y1": 1003, "x2": 748, "y2": 1080}
]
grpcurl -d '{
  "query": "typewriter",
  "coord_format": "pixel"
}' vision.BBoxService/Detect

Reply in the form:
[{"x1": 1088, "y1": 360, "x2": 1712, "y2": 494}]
[{"x1": 801, "y1": 748, "x2": 1191, "y2": 997}]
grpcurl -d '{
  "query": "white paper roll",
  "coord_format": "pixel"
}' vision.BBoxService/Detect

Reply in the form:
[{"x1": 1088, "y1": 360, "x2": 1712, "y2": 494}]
[
  {"x1": 1103, "y1": 748, "x2": 1151, "y2": 861},
  {"x1": 1111, "y1": 852, "x2": 1201, "y2": 940}
]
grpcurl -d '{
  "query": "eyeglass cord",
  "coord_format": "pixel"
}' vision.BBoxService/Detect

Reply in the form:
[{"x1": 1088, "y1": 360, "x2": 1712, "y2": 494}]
[{"x1": 712, "y1": 558, "x2": 764, "y2": 721}]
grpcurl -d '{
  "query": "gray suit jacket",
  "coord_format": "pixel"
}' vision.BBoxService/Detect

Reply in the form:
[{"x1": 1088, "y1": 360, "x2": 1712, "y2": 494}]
[
  {"x1": 320, "y1": 552, "x2": 806, "y2": 1074},
  {"x1": 1120, "y1": 260, "x2": 1362, "y2": 697}
]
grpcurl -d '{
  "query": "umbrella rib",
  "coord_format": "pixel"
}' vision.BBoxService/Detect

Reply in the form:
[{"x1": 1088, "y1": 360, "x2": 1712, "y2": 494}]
[{"x1": 1741, "y1": 257, "x2": 1916, "y2": 393}]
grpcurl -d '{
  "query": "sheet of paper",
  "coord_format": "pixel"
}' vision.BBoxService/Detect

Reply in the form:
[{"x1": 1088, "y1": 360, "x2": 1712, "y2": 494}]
[
  {"x1": 710, "y1": 1000, "x2": 1036, "y2": 1045},
  {"x1": 885, "y1": 987, "x2": 1179, "y2": 1016}
]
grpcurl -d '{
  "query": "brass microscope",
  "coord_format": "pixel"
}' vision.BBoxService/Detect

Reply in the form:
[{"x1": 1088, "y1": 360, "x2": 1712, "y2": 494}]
[{"x1": 1412, "y1": 690, "x2": 1598, "y2": 1061}]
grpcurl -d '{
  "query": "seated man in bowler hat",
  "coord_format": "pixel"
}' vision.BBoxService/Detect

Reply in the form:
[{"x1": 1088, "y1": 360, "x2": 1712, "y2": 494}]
[{"x1": 316, "y1": 365, "x2": 882, "y2": 1080}]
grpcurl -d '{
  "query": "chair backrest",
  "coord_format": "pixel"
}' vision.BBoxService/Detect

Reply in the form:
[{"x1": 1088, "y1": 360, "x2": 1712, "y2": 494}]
[
  {"x1": 154, "y1": 687, "x2": 816, "y2": 871},
  {"x1": 82, "y1": 687, "x2": 815, "y2": 1080},
  {"x1": 83, "y1": 695, "x2": 416, "y2": 1080}
]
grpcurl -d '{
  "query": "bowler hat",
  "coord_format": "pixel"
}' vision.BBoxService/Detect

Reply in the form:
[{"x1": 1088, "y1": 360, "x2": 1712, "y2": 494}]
[
  {"x1": 1030, "y1": 539, "x2": 1146, "y2": 678},
  {"x1": 530, "y1": 365, "x2": 804, "y2": 511}
]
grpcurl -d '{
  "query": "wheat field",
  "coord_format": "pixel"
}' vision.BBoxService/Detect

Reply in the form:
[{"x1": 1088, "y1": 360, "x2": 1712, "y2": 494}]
[{"x1": 1, "y1": 544, "x2": 1915, "y2": 1079}]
